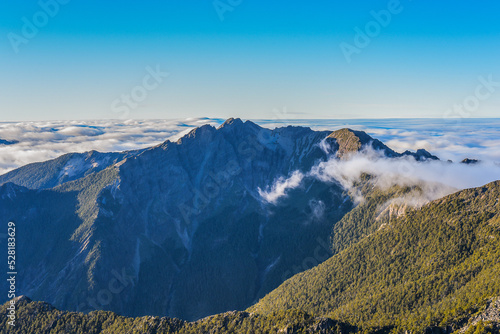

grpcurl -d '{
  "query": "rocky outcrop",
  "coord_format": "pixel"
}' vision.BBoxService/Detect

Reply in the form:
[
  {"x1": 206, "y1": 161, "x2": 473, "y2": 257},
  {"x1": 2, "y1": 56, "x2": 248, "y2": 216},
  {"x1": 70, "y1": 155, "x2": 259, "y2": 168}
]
[{"x1": 457, "y1": 298, "x2": 500, "y2": 333}]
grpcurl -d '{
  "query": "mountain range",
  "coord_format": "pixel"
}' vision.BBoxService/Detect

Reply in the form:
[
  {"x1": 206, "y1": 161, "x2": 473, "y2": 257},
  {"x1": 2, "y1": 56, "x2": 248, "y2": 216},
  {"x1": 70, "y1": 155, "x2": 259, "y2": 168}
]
[{"x1": 1, "y1": 118, "x2": 498, "y2": 333}]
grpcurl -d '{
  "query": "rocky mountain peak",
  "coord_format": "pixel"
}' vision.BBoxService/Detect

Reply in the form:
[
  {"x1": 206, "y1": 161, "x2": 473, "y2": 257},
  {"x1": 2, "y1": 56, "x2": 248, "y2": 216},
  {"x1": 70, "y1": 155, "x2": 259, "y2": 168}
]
[
  {"x1": 326, "y1": 128, "x2": 397, "y2": 158},
  {"x1": 177, "y1": 124, "x2": 217, "y2": 144},
  {"x1": 402, "y1": 149, "x2": 440, "y2": 161},
  {"x1": 327, "y1": 128, "x2": 369, "y2": 156},
  {"x1": 217, "y1": 117, "x2": 244, "y2": 129}
]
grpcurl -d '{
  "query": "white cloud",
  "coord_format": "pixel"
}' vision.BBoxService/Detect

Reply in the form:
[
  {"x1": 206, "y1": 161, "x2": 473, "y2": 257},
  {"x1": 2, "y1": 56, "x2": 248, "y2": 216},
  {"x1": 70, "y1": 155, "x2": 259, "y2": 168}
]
[
  {"x1": 260, "y1": 147, "x2": 500, "y2": 206},
  {"x1": 258, "y1": 170, "x2": 304, "y2": 204}
]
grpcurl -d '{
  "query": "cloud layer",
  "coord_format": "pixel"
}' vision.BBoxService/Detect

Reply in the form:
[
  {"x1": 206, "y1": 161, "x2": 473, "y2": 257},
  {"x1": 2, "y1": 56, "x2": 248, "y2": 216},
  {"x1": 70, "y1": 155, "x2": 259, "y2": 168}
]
[
  {"x1": 259, "y1": 147, "x2": 500, "y2": 206},
  {"x1": 0, "y1": 118, "x2": 222, "y2": 175}
]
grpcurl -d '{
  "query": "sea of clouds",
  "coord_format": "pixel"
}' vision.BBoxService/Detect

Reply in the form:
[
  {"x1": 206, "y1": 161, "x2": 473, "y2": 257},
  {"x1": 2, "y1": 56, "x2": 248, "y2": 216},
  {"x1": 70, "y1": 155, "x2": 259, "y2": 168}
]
[
  {"x1": 0, "y1": 118, "x2": 499, "y2": 200},
  {"x1": 0, "y1": 118, "x2": 222, "y2": 175}
]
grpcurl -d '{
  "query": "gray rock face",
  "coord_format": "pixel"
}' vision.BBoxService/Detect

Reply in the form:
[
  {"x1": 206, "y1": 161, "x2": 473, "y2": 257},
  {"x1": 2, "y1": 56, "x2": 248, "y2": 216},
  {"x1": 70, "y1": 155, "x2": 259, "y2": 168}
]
[{"x1": 0, "y1": 119, "x2": 438, "y2": 321}]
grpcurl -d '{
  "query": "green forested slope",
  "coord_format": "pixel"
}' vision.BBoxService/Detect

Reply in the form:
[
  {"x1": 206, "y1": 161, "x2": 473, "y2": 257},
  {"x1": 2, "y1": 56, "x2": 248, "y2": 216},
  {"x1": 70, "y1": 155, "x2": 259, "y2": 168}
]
[
  {"x1": 1, "y1": 297, "x2": 357, "y2": 334},
  {"x1": 250, "y1": 181, "x2": 500, "y2": 333},
  {"x1": 329, "y1": 178, "x2": 423, "y2": 255}
]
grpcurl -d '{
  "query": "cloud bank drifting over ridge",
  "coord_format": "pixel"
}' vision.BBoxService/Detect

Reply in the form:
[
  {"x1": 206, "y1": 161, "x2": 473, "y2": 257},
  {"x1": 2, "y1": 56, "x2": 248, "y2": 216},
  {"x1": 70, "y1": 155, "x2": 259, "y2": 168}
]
[{"x1": 258, "y1": 148, "x2": 500, "y2": 207}]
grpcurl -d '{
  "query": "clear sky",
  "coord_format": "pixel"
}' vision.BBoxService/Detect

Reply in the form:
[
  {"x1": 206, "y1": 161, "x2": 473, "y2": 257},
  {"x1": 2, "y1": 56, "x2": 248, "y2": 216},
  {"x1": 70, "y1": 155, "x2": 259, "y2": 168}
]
[{"x1": 1, "y1": 0, "x2": 499, "y2": 121}]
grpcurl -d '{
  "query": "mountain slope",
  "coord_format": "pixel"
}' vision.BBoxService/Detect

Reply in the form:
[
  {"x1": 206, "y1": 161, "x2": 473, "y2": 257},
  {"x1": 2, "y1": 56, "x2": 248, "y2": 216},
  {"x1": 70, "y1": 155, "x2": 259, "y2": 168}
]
[
  {"x1": 1, "y1": 296, "x2": 359, "y2": 334},
  {"x1": 250, "y1": 181, "x2": 500, "y2": 333},
  {"x1": 0, "y1": 149, "x2": 141, "y2": 189}
]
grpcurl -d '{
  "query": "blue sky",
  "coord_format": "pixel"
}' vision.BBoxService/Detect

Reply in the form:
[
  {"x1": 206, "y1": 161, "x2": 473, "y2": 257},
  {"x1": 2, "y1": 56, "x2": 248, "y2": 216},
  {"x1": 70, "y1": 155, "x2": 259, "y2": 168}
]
[{"x1": 1, "y1": 0, "x2": 499, "y2": 120}]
